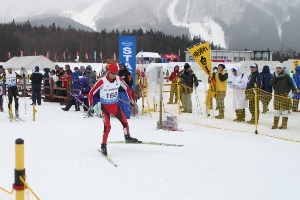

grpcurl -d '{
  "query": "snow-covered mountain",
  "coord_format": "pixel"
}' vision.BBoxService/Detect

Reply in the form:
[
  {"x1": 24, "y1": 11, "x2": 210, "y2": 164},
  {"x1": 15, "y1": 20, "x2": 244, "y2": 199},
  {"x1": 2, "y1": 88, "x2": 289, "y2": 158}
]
[{"x1": 0, "y1": 0, "x2": 300, "y2": 51}]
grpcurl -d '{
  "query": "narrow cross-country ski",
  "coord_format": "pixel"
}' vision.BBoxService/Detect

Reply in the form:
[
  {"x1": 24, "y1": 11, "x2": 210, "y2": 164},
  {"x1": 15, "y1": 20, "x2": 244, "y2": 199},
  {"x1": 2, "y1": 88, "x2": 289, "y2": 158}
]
[
  {"x1": 97, "y1": 149, "x2": 118, "y2": 167},
  {"x1": 7, "y1": 116, "x2": 24, "y2": 122},
  {"x1": 108, "y1": 141, "x2": 184, "y2": 147}
]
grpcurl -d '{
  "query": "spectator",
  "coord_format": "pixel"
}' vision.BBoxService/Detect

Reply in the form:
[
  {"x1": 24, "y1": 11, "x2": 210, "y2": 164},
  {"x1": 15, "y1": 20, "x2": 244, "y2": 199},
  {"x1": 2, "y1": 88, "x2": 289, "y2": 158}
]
[
  {"x1": 59, "y1": 70, "x2": 72, "y2": 97},
  {"x1": 207, "y1": 66, "x2": 218, "y2": 110},
  {"x1": 260, "y1": 65, "x2": 273, "y2": 113},
  {"x1": 270, "y1": 63, "x2": 298, "y2": 129},
  {"x1": 30, "y1": 66, "x2": 43, "y2": 105},
  {"x1": 228, "y1": 65, "x2": 248, "y2": 122},
  {"x1": 84, "y1": 65, "x2": 96, "y2": 83},
  {"x1": 292, "y1": 66, "x2": 300, "y2": 112},
  {"x1": 65, "y1": 64, "x2": 72, "y2": 75},
  {"x1": 43, "y1": 68, "x2": 50, "y2": 96},
  {"x1": 215, "y1": 64, "x2": 228, "y2": 119},
  {"x1": 118, "y1": 62, "x2": 133, "y2": 119},
  {"x1": 19, "y1": 67, "x2": 29, "y2": 91},
  {"x1": 78, "y1": 77, "x2": 90, "y2": 111},
  {"x1": 0, "y1": 67, "x2": 5, "y2": 111},
  {"x1": 79, "y1": 66, "x2": 86, "y2": 76},
  {"x1": 167, "y1": 65, "x2": 180, "y2": 104},
  {"x1": 246, "y1": 63, "x2": 263, "y2": 124},
  {"x1": 179, "y1": 63, "x2": 199, "y2": 113},
  {"x1": 54, "y1": 65, "x2": 60, "y2": 76},
  {"x1": 49, "y1": 70, "x2": 58, "y2": 87}
]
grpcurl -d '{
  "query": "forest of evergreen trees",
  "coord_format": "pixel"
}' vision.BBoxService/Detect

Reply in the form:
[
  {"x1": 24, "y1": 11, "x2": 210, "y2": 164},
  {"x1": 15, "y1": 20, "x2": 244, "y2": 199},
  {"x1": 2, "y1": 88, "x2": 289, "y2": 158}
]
[
  {"x1": 0, "y1": 21, "x2": 298, "y2": 63},
  {"x1": 0, "y1": 21, "x2": 225, "y2": 63}
]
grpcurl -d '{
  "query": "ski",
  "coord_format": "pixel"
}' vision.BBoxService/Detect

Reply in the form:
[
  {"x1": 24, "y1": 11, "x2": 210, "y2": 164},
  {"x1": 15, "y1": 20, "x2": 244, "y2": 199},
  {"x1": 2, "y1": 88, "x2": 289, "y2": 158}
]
[
  {"x1": 97, "y1": 149, "x2": 118, "y2": 167},
  {"x1": 15, "y1": 117, "x2": 25, "y2": 122},
  {"x1": 108, "y1": 141, "x2": 184, "y2": 147}
]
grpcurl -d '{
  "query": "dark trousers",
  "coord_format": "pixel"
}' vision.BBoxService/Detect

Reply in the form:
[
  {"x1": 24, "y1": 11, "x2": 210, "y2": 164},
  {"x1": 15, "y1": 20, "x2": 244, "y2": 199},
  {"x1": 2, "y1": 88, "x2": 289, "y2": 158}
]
[
  {"x1": 8, "y1": 86, "x2": 19, "y2": 110},
  {"x1": 65, "y1": 99, "x2": 80, "y2": 111},
  {"x1": 32, "y1": 85, "x2": 42, "y2": 105}
]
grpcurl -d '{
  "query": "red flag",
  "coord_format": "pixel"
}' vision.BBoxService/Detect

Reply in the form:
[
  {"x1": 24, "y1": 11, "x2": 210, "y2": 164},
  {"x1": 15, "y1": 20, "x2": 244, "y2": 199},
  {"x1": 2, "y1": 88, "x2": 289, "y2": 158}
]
[
  {"x1": 170, "y1": 53, "x2": 174, "y2": 62},
  {"x1": 63, "y1": 51, "x2": 66, "y2": 60},
  {"x1": 100, "y1": 52, "x2": 102, "y2": 60},
  {"x1": 20, "y1": 50, "x2": 23, "y2": 57},
  {"x1": 85, "y1": 53, "x2": 89, "y2": 61},
  {"x1": 113, "y1": 53, "x2": 116, "y2": 61},
  {"x1": 76, "y1": 52, "x2": 79, "y2": 59},
  {"x1": 46, "y1": 51, "x2": 49, "y2": 58},
  {"x1": 54, "y1": 52, "x2": 57, "y2": 61},
  {"x1": 8, "y1": 52, "x2": 11, "y2": 59},
  {"x1": 178, "y1": 49, "x2": 180, "y2": 57},
  {"x1": 34, "y1": 51, "x2": 37, "y2": 56}
]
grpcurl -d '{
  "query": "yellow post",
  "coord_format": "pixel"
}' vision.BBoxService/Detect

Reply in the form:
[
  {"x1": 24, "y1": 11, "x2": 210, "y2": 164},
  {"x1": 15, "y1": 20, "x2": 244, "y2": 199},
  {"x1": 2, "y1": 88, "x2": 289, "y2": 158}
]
[
  {"x1": 13, "y1": 138, "x2": 25, "y2": 200},
  {"x1": 254, "y1": 83, "x2": 258, "y2": 134},
  {"x1": 177, "y1": 78, "x2": 181, "y2": 115},
  {"x1": 9, "y1": 104, "x2": 13, "y2": 122},
  {"x1": 32, "y1": 104, "x2": 37, "y2": 121}
]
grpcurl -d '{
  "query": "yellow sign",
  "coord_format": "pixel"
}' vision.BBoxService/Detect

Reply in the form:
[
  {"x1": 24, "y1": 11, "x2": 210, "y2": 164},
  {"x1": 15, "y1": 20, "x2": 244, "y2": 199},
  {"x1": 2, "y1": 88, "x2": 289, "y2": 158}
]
[
  {"x1": 188, "y1": 42, "x2": 212, "y2": 75},
  {"x1": 294, "y1": 60, "x2": 299, "y2": 71}
]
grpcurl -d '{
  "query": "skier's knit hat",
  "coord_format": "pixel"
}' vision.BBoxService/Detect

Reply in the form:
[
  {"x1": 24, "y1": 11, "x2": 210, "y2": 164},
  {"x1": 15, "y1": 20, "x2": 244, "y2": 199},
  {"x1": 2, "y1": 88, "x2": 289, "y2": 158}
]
[
  {"x1": 219, "y1": 64, "x2": 226, "y2": 69},
  {"x1": 109, "y1": 63, "x2": 119, "y2": 73},
  {"x1": 35, "y1": 66, "x2": 39, "y2": 71}
]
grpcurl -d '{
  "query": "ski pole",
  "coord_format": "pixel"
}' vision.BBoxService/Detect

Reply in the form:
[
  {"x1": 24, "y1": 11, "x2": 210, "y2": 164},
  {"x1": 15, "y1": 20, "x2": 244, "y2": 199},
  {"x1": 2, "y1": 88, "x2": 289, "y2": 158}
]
[{"x1": 66, "y1": 90, "x2": 90, "y2": 110}]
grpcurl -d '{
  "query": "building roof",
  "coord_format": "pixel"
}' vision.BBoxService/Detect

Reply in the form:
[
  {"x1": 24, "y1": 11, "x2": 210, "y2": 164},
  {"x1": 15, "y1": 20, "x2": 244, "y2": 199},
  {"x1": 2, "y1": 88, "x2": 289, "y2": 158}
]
[
  {"x1": 2, "y1": 55, "x2": 55, "y2": 70},
  {"x1": 136, "y1": 52, "x2": 161, "y2": 58}
]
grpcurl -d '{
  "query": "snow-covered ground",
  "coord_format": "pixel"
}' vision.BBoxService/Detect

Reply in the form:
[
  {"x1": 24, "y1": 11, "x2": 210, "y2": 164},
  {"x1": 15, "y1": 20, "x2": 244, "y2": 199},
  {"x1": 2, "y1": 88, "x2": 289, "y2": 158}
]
[{"x1": 1, "y1": 96, "x2": 300, "y2": 200}]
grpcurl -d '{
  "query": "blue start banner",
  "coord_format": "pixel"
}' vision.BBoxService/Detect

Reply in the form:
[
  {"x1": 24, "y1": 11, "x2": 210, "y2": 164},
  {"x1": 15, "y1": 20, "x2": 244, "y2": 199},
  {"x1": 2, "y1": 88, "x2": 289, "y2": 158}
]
[{"x1": 118, "y1": 36, "x2": 136, "y2": 90}]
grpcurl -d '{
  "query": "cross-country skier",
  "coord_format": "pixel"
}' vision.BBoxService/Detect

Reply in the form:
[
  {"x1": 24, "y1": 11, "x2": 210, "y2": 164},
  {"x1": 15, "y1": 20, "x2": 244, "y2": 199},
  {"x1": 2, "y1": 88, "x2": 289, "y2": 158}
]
[
  {"x1": 88, "y1": 63, "x2": 138, "y2": 156},
  {"x1": 6, "y1": 66, "x2": 23, "y2": 117}
]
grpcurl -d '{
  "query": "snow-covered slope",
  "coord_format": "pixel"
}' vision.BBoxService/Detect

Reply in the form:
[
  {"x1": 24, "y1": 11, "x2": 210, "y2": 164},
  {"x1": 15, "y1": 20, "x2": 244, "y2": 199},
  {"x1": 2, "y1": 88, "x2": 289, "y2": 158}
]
[
  {"x1": 0, "y1": 0, "x2": 300, "y2": 50},
  {"x1": 1, "y1": 95, "x2": 300, "y2": 200}
]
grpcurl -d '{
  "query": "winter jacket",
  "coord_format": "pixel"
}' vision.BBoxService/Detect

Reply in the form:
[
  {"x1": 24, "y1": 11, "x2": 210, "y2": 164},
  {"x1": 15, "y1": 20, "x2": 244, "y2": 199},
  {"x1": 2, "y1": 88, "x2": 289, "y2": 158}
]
[
  {"x1": 179, "y1": 70, "x2": 199, "y2": 93},
  {"x1": 169, "y1": 67, "x2": 180, "y2": 83},
  {"x1": 246, "y1": 70, "x2": 263, "y2": 90},
  {"x1": 30, "y1": 71, "x2": 43, "y2": 85},
  {"x1": 72, "y1": 70, "x2": 81, "y2": 90},
  {"x1": 270, "y1": 70, "x2": 296, "y2": 110},
  {"x1": 84, "y1": 71, "x2": 96, "y2": 83},
  {"x1": 294, "y1": 66, "x2": 300, "y2": 89},
  {"x1": 228, "y1": 65, "x2": 248, "y2": 109},
  {"x1": 260, "y1": 65, "x2": 273, "y2": 93},
  {"x1": 59, "y1": 73, "x2": 72, "y2": 88},
  {"x1": 270, "y1": 69, "x2": 296, "y2": 95},
  {"x1": 215, "y1": 70, "x2": 228, "y2": 92},
  {"x1": 118, "y1": 68, "x2": 133, "y2": 92}
]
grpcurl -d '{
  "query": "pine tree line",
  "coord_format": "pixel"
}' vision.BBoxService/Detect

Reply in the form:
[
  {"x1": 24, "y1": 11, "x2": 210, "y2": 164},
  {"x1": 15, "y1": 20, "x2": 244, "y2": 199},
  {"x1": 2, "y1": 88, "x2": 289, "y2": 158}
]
[{"x1": 0, "y1": 20, "x2": 224, "y2": 63}]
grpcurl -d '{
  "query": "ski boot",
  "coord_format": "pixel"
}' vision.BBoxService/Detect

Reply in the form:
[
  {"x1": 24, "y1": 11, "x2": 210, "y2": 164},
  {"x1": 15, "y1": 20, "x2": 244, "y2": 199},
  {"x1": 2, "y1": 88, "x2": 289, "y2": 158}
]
[
  {"x1": 15, "y1": 110, "x2": 19, "y2": 118},
  {"x1": 101, "y1": 143, "x2": 107, "y2": 156},
  {"x1": 124, "y1": 134, "x2": 139, "y2": 143}
]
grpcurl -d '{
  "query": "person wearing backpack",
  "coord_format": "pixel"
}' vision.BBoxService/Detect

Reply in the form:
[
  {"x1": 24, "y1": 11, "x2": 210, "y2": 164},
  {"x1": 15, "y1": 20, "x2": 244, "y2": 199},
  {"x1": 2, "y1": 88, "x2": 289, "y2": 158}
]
[{"x1": 260, "y1": 65, "x2": 273, "y2": 113}]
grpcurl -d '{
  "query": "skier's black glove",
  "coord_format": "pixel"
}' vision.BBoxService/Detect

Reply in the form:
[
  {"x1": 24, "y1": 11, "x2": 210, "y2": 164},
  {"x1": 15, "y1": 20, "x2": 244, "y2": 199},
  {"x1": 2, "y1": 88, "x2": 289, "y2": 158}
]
[
  {"x1": 129, "y1": 100, "x2": 135, "y2": 107},
  {"x1": 87, "y1": 106, "x2": 94, "y2": 117}
]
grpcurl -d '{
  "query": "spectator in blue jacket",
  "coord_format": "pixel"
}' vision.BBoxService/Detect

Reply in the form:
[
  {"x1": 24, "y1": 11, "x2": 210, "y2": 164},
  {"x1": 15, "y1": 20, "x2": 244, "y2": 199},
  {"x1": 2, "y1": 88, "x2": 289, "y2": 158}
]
[
  {"x1": 292, "y1": 66, "x2": 300, "y2": 111},
  {"x1": 260, "y1": 65, "x2": 273, "y2": 113}
]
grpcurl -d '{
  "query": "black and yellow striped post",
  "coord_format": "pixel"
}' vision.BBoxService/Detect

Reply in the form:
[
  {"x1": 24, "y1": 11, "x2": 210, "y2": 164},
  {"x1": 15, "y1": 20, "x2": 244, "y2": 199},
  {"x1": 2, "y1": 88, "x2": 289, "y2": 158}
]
[
  {"x1": 13, "y1": 138, "x2": 26, "y2": 200},
  {"x1": 177, "y1": 78, "x2": 181, "y2": 115},
  {"x1": 254, "y1": 83, "x2": 258, "y2": 134}
]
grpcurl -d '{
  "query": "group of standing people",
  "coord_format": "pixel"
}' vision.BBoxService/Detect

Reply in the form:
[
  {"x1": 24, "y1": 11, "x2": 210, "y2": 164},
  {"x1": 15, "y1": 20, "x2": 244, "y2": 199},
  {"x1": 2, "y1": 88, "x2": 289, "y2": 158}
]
[{"x1": 167, "y1": 62, "x2": 300, "y2": 130}]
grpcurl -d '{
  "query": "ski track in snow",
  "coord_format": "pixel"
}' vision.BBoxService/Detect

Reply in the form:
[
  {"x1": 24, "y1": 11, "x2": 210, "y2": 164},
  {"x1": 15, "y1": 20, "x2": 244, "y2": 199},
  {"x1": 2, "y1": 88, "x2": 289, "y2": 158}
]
[{"x1": 1, "y1": 96, "x2": 300, "y2": 199}]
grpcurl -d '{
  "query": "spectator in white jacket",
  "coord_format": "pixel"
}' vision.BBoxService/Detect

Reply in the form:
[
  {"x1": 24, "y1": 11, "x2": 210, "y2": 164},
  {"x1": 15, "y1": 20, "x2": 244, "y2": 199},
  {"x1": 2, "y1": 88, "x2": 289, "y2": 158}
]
[
  {"x1": 228, "y1": 65, "x2": 248, "y2": 122},
  {"x1": 19, "y1": 67, "x2": 29, "y2": 90}
]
